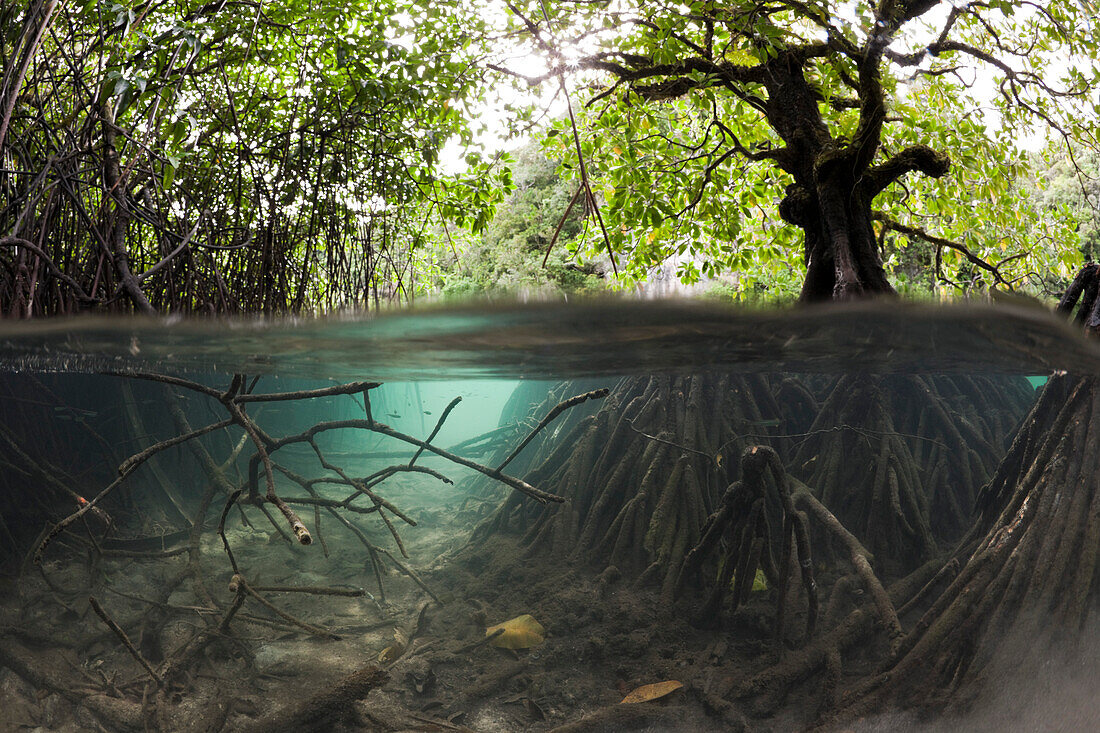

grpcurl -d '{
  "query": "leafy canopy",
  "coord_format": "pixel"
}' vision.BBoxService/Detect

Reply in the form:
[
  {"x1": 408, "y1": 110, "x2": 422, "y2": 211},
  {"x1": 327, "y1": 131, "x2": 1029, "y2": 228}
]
[
  {"x1": 1, "y1": 0, "x2": 510, "y2": 313},
  {"x1": 498, "y1": 0, "x2": 1099, "y2": 299}
]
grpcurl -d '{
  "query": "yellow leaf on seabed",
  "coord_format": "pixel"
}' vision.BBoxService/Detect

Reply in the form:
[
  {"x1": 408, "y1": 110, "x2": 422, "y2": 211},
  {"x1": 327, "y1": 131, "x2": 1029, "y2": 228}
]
[
  {"x1": 485, "y1": 614, "x2": 546, "y2": 649},
  {"x1": 620, "y1": 680, "x2": 683, "y2": 704}
]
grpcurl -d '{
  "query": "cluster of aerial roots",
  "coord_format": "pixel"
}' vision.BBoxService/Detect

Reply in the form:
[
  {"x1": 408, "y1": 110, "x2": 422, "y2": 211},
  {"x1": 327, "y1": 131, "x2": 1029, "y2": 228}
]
[
  {"x1": 473, "y1": 368, "x2": 1032, "y2": 593},
  {"x1": 458, "y1": 365, "x2": 1043, "y2": 724}
]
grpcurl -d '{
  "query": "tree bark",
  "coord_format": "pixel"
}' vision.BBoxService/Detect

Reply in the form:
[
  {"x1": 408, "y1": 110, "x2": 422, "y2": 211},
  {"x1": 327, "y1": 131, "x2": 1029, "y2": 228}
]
[
  {"x1": 782, "y1": 179, "x2": 894, "y2": 301},
  {"x1": 100, "y1": 104, "x2": 156, "y2": 315}
]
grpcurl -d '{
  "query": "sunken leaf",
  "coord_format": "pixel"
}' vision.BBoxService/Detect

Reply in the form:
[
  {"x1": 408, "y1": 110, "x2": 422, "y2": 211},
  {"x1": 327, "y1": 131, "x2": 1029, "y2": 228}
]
[
  {"x1": 486, "y1": 614, "x2": 545, "y2": 649},
  {"x1": 620, "y1": 680, "x2": 683, "y2": 704}
]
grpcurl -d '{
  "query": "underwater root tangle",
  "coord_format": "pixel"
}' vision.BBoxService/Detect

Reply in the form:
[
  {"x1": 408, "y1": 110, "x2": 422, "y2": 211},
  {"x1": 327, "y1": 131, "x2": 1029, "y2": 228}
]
[
  {"x1": 677, "y1": 446, "x2": 904, "y2": 650},
  {"x1": 472, "y1": 373, "x2": 790, "y2": 592},
  {"x1": 787, "y1": 370, "x2": 1030, "y2": 576},
  {"x1": 475, "y1": 370, "x2": 1029, "y2": 603},
  {"x1": 12, "y1": 373, "x2": 597, "y2": 730},
  {"x1": 658, "y1": 445, "x2": 928, "y2": 720},
  {"x1": 674, "y1": 446, "x2": 816, "y2": 643},
  {"x1": 828, "y1": 372, "x2": 1098, "y2": 724},
  {"x1": 724, "y1": 556, "x2": 941, "y2": 719},
  {"x1": 32, "y1": 372, "x2": 583, "y2": 565},
  {"x1": 825, "y1": 270, "x2": 1100, "y2": 723}
]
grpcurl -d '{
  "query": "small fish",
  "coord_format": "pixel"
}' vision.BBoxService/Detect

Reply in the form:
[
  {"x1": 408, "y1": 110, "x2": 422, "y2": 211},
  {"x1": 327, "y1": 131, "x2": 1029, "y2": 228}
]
[
  {"x1": 423, "y1": 410, "x2": 432, "y2": 415},
  {"x1": 386, "y1": 412, "x2": 401, "y2": 419}
]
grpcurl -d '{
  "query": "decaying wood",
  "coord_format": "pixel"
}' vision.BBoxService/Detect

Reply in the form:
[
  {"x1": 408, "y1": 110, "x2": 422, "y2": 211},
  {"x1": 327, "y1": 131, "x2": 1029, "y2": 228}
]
[{"x1": 237, "y1": 665, "x2": 389, "y2": 733}]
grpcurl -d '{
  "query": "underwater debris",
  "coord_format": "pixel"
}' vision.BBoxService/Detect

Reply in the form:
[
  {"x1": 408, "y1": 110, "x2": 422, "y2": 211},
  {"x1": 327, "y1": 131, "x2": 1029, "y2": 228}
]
[
  {"x1": 377, "y1": 627, "x2": 409, "y2": 665},
  {"x1": 485, "y1": 614, "x2": 546, "y2": 649},
  {"x1": 620, "y1": 680, "x2": 683, "y2": 704}
]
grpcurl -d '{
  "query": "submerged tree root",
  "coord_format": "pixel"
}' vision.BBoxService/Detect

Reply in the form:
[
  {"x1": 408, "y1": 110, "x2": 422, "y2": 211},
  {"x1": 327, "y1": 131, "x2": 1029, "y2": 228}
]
[
  {"x1": 791, "y1": 373, "x2": 1030, "y2": 574},
  {"x1": 473, "y1": 373, "x2": 789, "y2": 590},
  {"x1": 4, "y1": 374, "x2": 593, "y2": 732},
  {"x1": 674, "y1": 446, "x2": 816, "y2": 641},
  {"x1": 474, "y1": 368, "x2": 1030, "y2": 606},
  {"x1": 829, "y1": 371, "x2": 1100, "y2": 724},
  {"x1": 824, "y1": 275, "x2": 1100, "y2": 724},
  {"x1": 237, "y1": 665, "x2": 389, "y2": 733},
  {"x1": 727, "y1": 557, "x2": 941, "y2": 719}
]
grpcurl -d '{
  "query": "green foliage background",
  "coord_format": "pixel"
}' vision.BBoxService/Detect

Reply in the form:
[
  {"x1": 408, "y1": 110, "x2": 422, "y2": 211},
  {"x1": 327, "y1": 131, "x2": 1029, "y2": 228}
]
[
  {"x1": 2, "y1": 0, "x2": 1099, "y2": 312},
  {"x1": 433, "y1": 146, "x2": 604, "y2": 298}
]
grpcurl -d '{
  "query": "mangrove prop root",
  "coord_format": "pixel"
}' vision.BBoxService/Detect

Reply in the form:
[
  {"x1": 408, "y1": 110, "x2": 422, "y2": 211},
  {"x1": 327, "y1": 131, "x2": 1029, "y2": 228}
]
[
  {"x1": 830, "y1": 270, "x2": 1100, "y2": 721},
  {"x1": 791, "y1": 479, "x2": 902, "y2": 653},
  {"x1": 831, "y1": 370, "x2": 1100, "y2": 723},
  {"x1": 789, "y1": 372, "x2": 1029, "y2": 572},
  {"x1": 496, "y1": 387, "x2": 609, "y2": 472},
  {"x1": 729, "y1": 557, "x2": 942, "y2": 712},
  {"x1": 494, "y1": 373, "x2": 795, "y2": 586},
  {"x1": 673, "y1": 443, "x2": 922, "y2": 715},
  {"x1": 675, "y1": 445, "x2": 818, "y2": 643}
]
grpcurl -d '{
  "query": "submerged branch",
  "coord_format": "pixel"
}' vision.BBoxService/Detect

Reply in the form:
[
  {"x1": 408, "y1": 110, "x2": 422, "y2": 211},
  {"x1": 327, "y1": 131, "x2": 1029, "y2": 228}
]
[{"x1": 496, "y1": 388, "x2": 609, "y2": 472}]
